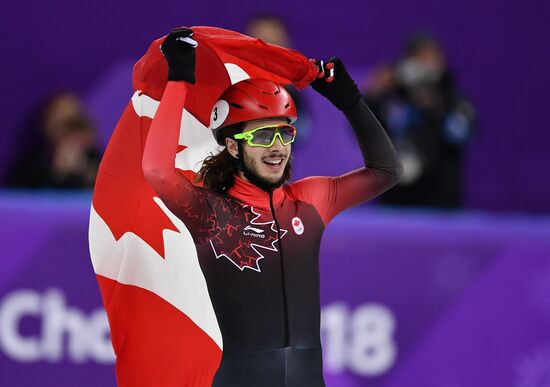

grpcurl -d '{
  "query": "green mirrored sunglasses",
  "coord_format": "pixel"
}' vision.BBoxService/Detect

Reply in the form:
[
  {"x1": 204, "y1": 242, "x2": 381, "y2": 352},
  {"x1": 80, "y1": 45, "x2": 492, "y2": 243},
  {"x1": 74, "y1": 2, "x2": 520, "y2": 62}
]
[{"x1": 233, "y1": 124, "x2": 297, "y2": 148}]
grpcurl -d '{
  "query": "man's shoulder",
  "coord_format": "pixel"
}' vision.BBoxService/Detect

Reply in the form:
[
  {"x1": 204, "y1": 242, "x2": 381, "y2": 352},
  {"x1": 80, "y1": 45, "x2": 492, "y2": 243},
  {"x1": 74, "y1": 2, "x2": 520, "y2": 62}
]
[
  {"x1": 287, "y1": 175, "x2": 333, "y2": 187},
  {"x1": 284, "y1": 176, "x2": 333, "y2": 200}
]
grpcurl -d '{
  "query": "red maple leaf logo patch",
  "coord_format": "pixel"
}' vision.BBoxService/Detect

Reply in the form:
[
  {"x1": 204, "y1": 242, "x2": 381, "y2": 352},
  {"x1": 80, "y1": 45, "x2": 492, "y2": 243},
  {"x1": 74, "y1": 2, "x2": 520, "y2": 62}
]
[{"x1": 209, "y1": 206, "x2": 287, "y2": 272}]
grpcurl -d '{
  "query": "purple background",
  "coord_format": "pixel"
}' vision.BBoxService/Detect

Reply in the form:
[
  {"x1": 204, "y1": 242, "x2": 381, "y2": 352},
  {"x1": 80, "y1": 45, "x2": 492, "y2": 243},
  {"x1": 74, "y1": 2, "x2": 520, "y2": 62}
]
[
  {"x1": 1, "y1": 193, "x2": 550, "y2": 386},
  {"x1": 1, "y1": 0, "x2": 549, "y2": 212}
]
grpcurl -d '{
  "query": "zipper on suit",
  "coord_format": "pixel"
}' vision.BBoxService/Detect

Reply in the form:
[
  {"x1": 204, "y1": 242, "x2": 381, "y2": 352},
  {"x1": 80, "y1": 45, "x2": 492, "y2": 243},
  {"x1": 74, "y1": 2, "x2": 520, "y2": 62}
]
[{"x1": 269, "y1": 190, "x2": 289, "y2": 347}]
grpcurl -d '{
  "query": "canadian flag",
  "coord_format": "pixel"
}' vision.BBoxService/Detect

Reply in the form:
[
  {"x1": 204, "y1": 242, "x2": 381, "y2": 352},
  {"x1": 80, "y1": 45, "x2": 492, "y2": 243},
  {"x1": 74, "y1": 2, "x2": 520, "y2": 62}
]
[{"x1": 88, "y1": 27, "x2": 316, "y2": 386}]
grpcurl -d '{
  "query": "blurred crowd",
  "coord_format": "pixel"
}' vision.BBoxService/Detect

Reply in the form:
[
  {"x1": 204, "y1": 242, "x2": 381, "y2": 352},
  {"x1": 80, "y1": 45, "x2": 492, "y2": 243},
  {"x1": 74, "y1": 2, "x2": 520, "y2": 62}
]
[
  {"x1": 6, "y1": 91, "x2": 100, "y2": 189},
  {"x1": 2, "y1": 16, "x2": 475, "y2": 209}
]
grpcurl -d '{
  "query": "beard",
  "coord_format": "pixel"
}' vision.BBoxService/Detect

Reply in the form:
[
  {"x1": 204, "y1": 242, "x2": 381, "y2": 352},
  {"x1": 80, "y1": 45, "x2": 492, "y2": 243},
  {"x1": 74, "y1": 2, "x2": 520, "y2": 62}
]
[{"x1": 240, "y1": 151, "x2": 292, "y2": 192}]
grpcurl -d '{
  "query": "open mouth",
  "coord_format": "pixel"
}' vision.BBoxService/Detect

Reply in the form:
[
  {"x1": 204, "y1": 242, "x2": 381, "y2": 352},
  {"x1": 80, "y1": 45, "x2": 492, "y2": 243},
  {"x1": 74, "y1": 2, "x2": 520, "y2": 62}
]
[{"x1": 263, "y1": 157, "x2": 284, "y2": 168}]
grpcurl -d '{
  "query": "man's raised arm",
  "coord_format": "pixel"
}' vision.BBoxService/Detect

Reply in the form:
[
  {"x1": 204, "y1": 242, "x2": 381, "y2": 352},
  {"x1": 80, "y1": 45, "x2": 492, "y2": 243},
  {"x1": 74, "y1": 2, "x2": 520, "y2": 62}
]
[
  {"x1": 142, "y1": 28, "x2": 205, "y2": 214},
  {"x1": 290, "y1": 58, "x2": 402, "y2": 224}
]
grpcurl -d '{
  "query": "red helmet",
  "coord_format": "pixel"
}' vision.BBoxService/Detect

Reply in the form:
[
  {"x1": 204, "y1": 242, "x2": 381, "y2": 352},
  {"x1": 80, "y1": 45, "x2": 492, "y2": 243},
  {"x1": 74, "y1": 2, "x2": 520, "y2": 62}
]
[{"x1": 210, "y1": 79, "x2": 297, "y2": 145}]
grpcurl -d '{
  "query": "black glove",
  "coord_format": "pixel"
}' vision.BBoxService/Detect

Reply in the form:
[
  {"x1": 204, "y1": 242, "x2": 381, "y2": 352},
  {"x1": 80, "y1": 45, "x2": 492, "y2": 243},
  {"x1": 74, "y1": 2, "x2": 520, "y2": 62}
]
[
  {"x1": 160, "y1": 27, "x2": 198, "y2": 83},
  {"x1": 310, "y1": 57, "x2": 361, "y2": 111}
]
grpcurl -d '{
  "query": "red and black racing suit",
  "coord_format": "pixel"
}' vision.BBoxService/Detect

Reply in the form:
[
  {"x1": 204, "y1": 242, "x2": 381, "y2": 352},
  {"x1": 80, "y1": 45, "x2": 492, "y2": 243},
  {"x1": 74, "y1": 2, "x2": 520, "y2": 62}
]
[{"x1": 143, "y1": 82, "x2": 401, "y2": 386}]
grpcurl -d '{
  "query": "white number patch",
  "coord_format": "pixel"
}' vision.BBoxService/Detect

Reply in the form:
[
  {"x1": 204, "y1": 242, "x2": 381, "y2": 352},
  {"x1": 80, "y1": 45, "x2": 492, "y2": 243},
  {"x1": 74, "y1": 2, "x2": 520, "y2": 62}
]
[{"x1": 210, "y1": 100, "x2": 230, "y2": 129}]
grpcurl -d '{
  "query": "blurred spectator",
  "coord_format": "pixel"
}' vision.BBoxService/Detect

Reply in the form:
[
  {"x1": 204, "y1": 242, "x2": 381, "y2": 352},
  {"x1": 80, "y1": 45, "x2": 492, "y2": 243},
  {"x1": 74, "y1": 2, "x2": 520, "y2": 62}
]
[
  {"x1": 5, "y1": 91, "x2": 100, "y2": 189},
  {"x1": 364, "y1": 33, "x2": 475, "y2": 208},
  {"x1": 245, "y1": 14, "x2": 312, "y2": 147},
  {"x1": 245, "y1": 14, "x2": 290, "y2": 47}
]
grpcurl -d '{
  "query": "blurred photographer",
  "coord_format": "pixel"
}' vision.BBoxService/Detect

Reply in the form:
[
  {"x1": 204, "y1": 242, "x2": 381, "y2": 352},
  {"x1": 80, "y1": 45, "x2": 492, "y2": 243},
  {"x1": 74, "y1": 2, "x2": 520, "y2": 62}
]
[{"x1": 365, "y1": 34, "x2": 475, "y2": 208}]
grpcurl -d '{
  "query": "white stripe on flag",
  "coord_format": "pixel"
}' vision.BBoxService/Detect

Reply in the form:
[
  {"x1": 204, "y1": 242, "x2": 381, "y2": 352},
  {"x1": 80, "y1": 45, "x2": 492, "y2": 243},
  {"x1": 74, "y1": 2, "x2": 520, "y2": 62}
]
[{"x1": 89, "y1": 202, "x2": 223, "y2": 349}]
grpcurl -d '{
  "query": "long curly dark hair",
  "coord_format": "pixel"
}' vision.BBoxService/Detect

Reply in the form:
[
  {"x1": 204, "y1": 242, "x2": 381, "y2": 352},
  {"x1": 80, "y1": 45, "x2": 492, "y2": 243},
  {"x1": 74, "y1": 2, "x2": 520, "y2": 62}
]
[{"x1": 195, "y1": 124, "x2": 243, "y2": 195}]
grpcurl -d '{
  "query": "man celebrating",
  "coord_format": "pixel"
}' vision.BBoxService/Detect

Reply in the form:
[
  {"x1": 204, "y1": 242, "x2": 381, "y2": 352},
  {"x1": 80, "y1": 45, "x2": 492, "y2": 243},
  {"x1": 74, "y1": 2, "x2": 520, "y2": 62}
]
[{"x1": 142, "y1": 28, "x2": 402, "y2": 386}]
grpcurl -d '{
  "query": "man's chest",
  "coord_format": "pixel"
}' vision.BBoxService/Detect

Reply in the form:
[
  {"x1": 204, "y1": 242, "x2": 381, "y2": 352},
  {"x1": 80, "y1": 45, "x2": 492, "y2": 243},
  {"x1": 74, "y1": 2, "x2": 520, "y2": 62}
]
[{"x1": 203, "y1": 200, "x2": 324, "y2": 273}]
